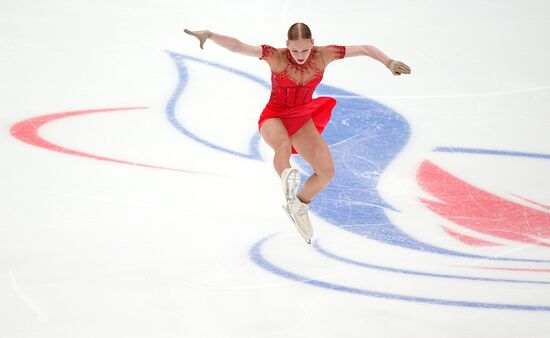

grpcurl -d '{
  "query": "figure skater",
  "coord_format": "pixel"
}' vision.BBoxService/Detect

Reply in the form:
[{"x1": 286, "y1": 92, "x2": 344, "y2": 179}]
[{"x1": 184, "y1": 23, "x2": 411, "y2": 244}]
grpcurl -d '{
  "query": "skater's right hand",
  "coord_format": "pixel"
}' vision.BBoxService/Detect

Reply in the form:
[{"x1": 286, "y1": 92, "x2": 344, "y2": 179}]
[
  {"x1": 385, "y1": 60, "x2": 411, "y2": 76},
  {"x1": 183, "y1": 29, "x2": 212, "y2": 49}
]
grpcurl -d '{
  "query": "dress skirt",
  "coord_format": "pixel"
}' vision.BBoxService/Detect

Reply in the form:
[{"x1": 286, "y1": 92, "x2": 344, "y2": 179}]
[{"x1": 258, "y1": 96, "x2": 336, "y2": 154}]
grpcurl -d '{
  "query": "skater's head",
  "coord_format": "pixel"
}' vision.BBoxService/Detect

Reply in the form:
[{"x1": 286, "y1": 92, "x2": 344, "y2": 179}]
[{"x1": 286, "y1": 22, "x2": 314, "y2": 65}]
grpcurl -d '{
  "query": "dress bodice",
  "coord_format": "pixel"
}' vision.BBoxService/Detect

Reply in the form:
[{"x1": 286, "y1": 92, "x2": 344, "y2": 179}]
[{"x1": 260, "y1": 45, "x2": 345, "y2": 109}]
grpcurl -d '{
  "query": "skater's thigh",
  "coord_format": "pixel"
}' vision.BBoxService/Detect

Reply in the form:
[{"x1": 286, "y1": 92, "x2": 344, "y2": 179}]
[
  {"x1": 260, "y1": 118, "x2": 291, "y2": 149},
  {"x1": 290, "y1": 120, "x2": 334, "y2": 173}
]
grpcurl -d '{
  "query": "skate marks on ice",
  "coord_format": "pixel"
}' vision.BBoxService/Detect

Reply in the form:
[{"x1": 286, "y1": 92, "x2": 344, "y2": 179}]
[{"x1": 168, "y1": 51, "x2": 550, "y2": 311}]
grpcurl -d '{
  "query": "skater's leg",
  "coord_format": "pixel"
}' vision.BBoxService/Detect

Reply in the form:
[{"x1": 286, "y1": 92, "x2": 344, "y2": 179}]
[
  {"x1": 290, "y1": 119, "x2": 335, "y2": 203},
  {"x1": 260, "y1": 118, "x2": 292, "y2": 176}
]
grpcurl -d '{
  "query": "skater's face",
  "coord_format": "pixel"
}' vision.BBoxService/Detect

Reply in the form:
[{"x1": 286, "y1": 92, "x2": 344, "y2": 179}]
[{"x1": 286, "y1": 39, "x2": 314, "y2": 65}]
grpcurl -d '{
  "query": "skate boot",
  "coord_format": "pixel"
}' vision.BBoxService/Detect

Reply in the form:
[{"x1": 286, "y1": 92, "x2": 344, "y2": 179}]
[
  {"x1": 283, "y1": 196, "x2": 313, "y2": 244},
  {"x1": 281, "y1": 168, "x2": 300, "y2": 202}
]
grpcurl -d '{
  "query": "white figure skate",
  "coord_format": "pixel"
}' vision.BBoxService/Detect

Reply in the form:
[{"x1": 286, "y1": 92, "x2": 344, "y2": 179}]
[
  {"x1": 283, "y1": 196, "x2": 313, "y2": 244},
  {"x1": 280, "y1": 168, "x2": 300, "y2": 201}
]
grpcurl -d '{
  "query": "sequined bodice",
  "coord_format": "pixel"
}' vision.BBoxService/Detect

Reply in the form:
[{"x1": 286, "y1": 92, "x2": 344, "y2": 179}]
[
  {"x1": 260, "y1": 45, "x2": 345, "y2": 109},
  {"x1": 269, "y1": 48, "x2": 323, "y2": 107}
]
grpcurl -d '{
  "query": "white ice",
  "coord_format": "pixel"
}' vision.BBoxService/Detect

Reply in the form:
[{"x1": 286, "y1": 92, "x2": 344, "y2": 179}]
[{"x1": 1, "y1": 1, "x2": 549, "y2": 337}]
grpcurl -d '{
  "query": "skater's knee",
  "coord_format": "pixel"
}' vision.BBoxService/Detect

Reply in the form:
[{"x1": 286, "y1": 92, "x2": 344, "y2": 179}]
[
  {"x1": 275, "y1": 139, "x2": 292, "y2": 154},
  {"x1": 316, "y1": 163, "x2": 335, "y2": 181}
]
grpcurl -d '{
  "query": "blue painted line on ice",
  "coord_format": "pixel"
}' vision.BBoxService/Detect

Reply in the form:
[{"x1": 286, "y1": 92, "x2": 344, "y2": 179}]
[
  {"x1": 165, "y1": 51, "x2": 266, "y2": 160},
  {"x1": 168, "y1": 51, "x2": 550, "y2": 309},
  {"x1": 249, "y1": 235, "x2": 550, "y2": 312},
  {"x1": 167, "y1": 51, "x2": 550, "y2": 263},
  {"x1": 313, "y1": 241, "x2": 550, "y2": 285}
]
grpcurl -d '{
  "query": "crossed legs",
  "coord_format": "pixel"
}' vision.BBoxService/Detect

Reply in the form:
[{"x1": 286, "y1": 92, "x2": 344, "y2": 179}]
[{"x1": 260, "y1": 118, "x2": 334, "y2": 203}]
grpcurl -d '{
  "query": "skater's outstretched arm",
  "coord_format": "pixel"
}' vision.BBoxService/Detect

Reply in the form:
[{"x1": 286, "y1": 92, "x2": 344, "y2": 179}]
[
  {"x1": 344, "y1": 45, "x2": 411, "y2": 76},
  {"x1": 184, "y1": 29, "x2": 262, "y2": 58}
]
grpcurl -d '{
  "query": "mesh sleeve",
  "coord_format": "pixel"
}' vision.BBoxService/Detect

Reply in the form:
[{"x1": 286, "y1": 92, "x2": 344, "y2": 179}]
[
  {"x1": 259, "y1": 44, "x2": 285, "y2": 71},
  {"x1": 326, "y1": 45, "x2": 346, "y2": 61},
  {"x1": 259, "y1": 44, "x2": 277, "y2": 61},
  {"x1": 321, "y1": 45, "x2": 346, "y2": 64}
]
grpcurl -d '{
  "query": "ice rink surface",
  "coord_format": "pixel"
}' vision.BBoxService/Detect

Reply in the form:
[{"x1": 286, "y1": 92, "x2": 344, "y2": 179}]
[{"x1": 1, "y1": 0, "x2": 549, "y2": 337}]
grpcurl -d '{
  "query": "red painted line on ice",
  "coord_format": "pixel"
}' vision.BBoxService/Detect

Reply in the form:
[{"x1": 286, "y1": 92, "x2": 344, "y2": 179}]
[
  {"x1": 442, "y1": 225, "x2": 501, "y2": 247},
  {"x1": 417, "y1": 161, "x2": 550, "y2": 247},
  {"x1": 10, "y1": 107, "x2": 217, "y2": 176},
  {"x1": 465, "y1": 266, "x2": 550, "y2": 273}
]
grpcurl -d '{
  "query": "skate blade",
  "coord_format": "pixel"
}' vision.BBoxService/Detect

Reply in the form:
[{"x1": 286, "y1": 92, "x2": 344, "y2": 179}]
[{"x1": 282, "y1": 205, "x2": 312, "y2": 245}]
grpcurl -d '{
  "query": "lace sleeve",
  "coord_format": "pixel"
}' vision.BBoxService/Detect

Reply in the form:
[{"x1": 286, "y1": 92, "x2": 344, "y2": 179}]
[
  {"x1": 260, "y1": 45, "x2": 277, "y2": 61},
  {"x1": 320, "y1": 45, "x2": 346, "y2": 65},
  {"x1": 259, "y1": 44, "x2": 284, "y2": 71}
]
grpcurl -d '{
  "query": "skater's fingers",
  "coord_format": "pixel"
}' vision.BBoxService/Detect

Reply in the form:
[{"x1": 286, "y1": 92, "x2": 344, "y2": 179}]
[
  {"x1": 400, "y1": 64, "x2": 411, "y2": 73},
  {"x1": 394, "y1": 63, "x2": 410, "y2": 75}
]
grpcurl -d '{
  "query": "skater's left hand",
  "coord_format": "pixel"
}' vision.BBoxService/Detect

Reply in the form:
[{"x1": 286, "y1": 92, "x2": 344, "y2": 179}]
[{"x1": 386, "y1": 60, "x2": 411, "y2": 76}]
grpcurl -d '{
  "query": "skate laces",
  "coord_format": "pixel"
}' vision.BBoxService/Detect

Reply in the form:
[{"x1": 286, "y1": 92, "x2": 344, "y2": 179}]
[
  {"x1": 291, "y1": 198, "x2": 311, "y2": 227},
  {"x1": 283, "y1": 196, "x2": 313, "y2": 244},
  {"x1": 297, "y1": 201, "x2": 308, "y2": 216}
]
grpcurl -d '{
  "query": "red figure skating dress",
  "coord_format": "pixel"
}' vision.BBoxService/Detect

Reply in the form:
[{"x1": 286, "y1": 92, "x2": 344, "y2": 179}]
[{"x1": 258, "y1": 44, "x2": 346, "y2": 154}]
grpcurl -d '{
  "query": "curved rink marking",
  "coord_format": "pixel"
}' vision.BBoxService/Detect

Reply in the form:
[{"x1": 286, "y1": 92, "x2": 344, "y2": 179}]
[
  {"x1": 418, "y1": 160, "x2": 550, "y2": 248},
  {"x1": 10, "y1": 107, "x2": 217, "y2": 176},
  {"x1": 168, "y1": 52, "x2": 550, "y2": 262},
  {"x1": 313, "y1": 240, "x2": 550, "y2": 285},
  {"x1": 250, "y1": 234, "x2": 550, "y2": 311},
  {"x1": 169, "y1": 51, "x2": 550, "y2": 310}
]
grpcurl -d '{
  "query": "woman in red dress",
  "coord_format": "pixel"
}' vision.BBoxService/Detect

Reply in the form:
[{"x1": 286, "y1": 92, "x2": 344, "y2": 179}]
[{"x1": 184, "y1": 23, "x2": 410, "y2": 244}]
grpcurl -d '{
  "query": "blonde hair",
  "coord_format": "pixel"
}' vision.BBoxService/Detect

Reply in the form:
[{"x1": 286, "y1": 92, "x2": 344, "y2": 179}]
[{"x1": 287, "y1": 22, "x2": 312, "y2": 40}]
